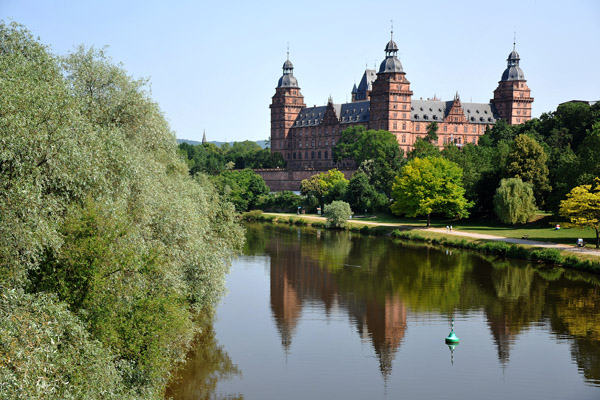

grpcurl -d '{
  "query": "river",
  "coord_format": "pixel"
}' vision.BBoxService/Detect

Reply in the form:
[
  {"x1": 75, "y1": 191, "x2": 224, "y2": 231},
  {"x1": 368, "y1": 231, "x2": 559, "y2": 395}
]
[{"x1": 166, "y1": 222, "x2": 600, "y2": 399}]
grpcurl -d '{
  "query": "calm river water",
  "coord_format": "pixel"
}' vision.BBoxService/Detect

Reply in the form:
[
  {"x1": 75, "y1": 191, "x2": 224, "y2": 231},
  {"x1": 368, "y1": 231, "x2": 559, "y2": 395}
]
[{"x1": 166, "y1": 223, "x2": 600, "y2": 400}]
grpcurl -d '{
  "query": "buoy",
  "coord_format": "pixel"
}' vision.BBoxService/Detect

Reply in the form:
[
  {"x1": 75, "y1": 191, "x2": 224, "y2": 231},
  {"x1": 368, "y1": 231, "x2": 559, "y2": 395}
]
[{"x1": 445, "y1": 318, "x2": 460, "y2": 344}]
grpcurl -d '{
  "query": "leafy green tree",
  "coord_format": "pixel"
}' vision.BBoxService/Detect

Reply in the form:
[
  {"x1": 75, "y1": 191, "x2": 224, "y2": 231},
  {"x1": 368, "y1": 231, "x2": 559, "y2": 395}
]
[
  {"x1": 256, "y1": 190, "x2": 303, "y2": 212},
  {"x1": 212, "y1": 169, "x2": 270, "y2": 212},
  {"x1": 324, "y1": 200, "x2": 353, "y2": 228},
  {"x1": 391, "y1": 157, "x2": 471, "y2": 226},
  {"x1": 0, "y1": 22, "x2": 245, "y2": 398},
  {"x1": 300, "y1": 169, "x2": 349, "y2": 209},
  {"x1": 345, "y1": 172, "x2": 376, "y2": 214},
  {"x1": 425, "y1": 121, "x2": 439, "y2": 143},
  {"x1": 506, "y1": 134, "x2": 551, "y2": 208},
  {"x1": 493, "y1": 178, "x2": 537, "y2": 225},
  {"x1": 407, "y1": 137, "x2": 440, "y2": 160},
  {"x1": 559, "y1": 178, "x2": 600, "y2": 248},
  {"x1": 333, "y1": 126, "x2": 403, "y2": 195}
]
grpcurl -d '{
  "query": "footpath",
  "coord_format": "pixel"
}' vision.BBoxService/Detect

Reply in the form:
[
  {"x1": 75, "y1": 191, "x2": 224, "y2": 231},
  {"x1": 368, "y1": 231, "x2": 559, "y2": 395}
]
[{"x1": 265, "y1": 213, "x2": 600, "y2": 258}]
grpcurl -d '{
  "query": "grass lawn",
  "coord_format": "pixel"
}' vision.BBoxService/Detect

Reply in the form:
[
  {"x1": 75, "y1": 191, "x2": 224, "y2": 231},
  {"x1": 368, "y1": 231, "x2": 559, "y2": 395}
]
[{"x1": 274, "y1": 212, "x2": 598, "y2": 248}]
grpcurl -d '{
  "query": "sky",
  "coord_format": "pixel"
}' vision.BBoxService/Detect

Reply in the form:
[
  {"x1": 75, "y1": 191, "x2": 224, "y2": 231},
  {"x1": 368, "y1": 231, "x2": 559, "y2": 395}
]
[{"x1": 1, "y1": 0, "x2": 599, "y2": 143}]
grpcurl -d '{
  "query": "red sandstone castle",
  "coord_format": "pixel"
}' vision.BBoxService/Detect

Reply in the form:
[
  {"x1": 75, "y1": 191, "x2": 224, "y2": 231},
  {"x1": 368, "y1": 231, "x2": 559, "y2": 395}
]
[{"x1": 270, "y1": 34, "x2": 533, "y2": 169}]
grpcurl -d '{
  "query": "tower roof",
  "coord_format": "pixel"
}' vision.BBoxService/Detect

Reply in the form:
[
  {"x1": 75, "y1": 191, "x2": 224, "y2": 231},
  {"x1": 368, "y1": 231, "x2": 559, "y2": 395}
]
[
  {"x1": 500, "y1": 45, "x2": 525, "y2": 81},
  {"x1": 277, "y1": 54, "x2": 299, "y2": 88},
  {"x1": 379, "y1": 31, "x2": 403, "y2": 74}
]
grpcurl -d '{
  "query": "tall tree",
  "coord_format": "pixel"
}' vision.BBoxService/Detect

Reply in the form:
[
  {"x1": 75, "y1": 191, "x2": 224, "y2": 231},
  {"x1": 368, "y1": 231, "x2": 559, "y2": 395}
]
[
  {"x1": 506, "y1": 134, "x2": 551, "y2": 208},
  {"x1": 390, "y1": 157, "x2": 471, "y2": 227},
  {"x1": 333, "y1": 126, "x2": 403, "y2": 195},
  {"x1": 559, "y1": 178, "x2": 600, "y2": 248},
  {"x1": 300, "y1": 169, "x2": 348, "y2": 209},
  {"x1": 493, "y1": 178, "x2": 537, "y2": 225}
]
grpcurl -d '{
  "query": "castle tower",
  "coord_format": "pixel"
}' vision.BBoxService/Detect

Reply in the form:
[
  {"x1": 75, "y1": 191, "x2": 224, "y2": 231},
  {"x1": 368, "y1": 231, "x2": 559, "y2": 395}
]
[
  {"x1": 270, "y1": 53, "x2": 306, "y2": 161},
  {"x1": 491, "y1": 44, "x2": 533, "y2": 125},
  {"x1": 369, "y1": 32, "x2": 413, "y2": 143}
]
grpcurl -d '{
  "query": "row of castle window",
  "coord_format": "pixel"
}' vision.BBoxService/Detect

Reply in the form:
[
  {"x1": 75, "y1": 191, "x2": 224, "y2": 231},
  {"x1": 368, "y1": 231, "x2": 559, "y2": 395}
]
[
  {"x1": 292, "y1": 151, "x2": 329, "y2": 160},
  {"x1": 297, "y1": 139, "x2": 334, "y2": 148},
  {"x1": 399, "y1": 135, "x2": 478, "y2": 145}
]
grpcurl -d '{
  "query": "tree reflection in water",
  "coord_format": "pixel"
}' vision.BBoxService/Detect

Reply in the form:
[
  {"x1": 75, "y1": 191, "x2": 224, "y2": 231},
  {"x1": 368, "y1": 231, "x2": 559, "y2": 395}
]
[
  {"x1": 249, "y1": 222, "x2": 600, "y2": 385},
  {"x1": 165, "y1": 318, "x2": 242, "y2": 400}
]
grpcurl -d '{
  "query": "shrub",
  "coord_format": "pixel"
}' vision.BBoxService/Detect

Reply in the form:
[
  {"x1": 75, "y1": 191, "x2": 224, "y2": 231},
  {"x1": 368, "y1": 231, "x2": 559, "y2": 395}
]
[
  {"x1": 324, "y1": 201, "x2": 353, "y2": 228},
  {"x1": 531, "y1": 248, "x2": 563, "y2": 264}
]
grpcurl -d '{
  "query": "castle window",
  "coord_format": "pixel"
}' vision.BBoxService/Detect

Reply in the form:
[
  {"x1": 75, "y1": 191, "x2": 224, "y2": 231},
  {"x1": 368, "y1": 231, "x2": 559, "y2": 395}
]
[
  {"x1": 318, "y1": 151, "x2": 321, "y2": 159},
  {"x1": 416, "y1": 124, "x2": 420, "y2": 131},
  {"x1": 324, "y1": 151, "x2": 328, "y2": 159},
  {"x1": 402, "y1": 135, "x2": 406, "y2": 143},
  {"x1": 454, "y1": 126, "x2": 458, "y2": 133},
  {"x1": 402, "y1": 122, "x2": 406, "y2": 129},
  {"x1": 464, "y1": 126, "x2": 467, "y2": 133},
  {"x1": 402, "y1": 113, "x2": 406, "y2": 119},
  {"x1": 472, "y1": 137, "x2": 477, "y2": 144},
  {"x1": 305, "y1": 152, "x2": 308, "y2": 159},
  {"x1": 393, "y1": 122, "x2": 397, "y2": 129},
  {"x1": 311, "y1": 151, "x2": 315, "y2": 159},
  {"x1": 393, "y1": 104, "x2": 397, "y2": 109},
  {"x1": 325, "y1": 139, "x2": 329, "y2": 146},
  {"x1": 293, "y1": 152, "x2": 296, "y2": 159},
  {"x1": 394, "y1": 113, "x2": 397, "y2": 118},
  {"x1": 402, "y1": 104, "x2": 407, "y2": 110},
  {"x1": 332, "y1": 139, "x2": 335, "y2": 146},
  {"x1": 472, "y1": 126, "x2": 476, "y2": 133}
]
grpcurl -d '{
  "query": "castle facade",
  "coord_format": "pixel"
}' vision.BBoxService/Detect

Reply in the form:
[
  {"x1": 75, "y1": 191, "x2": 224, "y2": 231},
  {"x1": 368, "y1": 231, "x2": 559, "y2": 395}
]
[{"x1": 270, "y1": 35, "x2": 533, "y2": 170}]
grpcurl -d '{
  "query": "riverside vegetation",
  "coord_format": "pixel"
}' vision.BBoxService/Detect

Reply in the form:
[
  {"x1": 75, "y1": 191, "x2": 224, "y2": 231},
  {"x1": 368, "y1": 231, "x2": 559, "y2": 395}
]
[{"x1": 0, "y1": 22, "x2": 244, "y2": 399}]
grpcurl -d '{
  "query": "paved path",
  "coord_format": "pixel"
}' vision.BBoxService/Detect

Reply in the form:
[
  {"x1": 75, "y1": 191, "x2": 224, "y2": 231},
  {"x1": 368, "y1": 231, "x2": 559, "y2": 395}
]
[{"x1": 266, "y1": 213, "x2": 600, "y2": 257}]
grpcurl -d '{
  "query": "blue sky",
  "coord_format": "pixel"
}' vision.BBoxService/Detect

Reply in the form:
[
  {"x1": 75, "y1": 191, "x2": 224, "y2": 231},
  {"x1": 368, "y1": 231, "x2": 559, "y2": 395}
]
[{"x1": 2, "y1": 0, "x2": 599, "y2": 143}]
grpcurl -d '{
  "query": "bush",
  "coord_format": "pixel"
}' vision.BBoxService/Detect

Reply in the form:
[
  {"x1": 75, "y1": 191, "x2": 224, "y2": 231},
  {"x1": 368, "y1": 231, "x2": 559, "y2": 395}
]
[
  {"x1": 324, "y1": 201, "x2": 353, "y2": 228},
  {"x1": 531, "y1": 248, "x2": 563, "y2": 264}
]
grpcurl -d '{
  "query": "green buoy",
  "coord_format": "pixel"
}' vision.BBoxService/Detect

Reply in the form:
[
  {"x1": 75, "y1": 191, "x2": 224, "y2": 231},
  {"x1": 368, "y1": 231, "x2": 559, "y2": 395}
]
[{"x1": 445, "y1": 318, "x2": 460, "y2": 344}]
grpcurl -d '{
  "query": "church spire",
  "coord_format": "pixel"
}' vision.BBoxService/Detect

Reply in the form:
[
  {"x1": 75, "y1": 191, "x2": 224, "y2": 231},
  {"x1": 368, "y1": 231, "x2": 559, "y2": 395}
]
[{"x1": 202, "y1": 129, "x2": 207, "y2": 144}]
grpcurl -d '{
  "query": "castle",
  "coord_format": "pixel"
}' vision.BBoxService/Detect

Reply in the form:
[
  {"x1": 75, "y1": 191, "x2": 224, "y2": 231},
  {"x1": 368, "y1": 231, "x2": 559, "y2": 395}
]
[{"x1": 269, "y1": 34, "x2": 533, "y2": 170}]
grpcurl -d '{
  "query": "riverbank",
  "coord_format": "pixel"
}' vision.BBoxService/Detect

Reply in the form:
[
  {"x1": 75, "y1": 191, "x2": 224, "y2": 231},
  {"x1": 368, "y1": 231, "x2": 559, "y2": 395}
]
[{"x1": 241, "y1": 211, "x2": 600, "y2": 274}]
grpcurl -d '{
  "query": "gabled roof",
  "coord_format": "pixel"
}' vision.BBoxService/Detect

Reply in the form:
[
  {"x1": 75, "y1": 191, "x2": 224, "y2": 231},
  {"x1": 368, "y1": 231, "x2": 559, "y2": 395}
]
[{"x1": 356, "y1": 70, "x2": 376, "y2": 100}]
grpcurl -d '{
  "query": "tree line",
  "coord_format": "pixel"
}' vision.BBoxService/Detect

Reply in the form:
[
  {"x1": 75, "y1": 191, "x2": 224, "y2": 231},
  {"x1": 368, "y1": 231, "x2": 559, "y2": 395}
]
[{"x1": 0, "y1": 22, "x2": 244, "y2": 399}]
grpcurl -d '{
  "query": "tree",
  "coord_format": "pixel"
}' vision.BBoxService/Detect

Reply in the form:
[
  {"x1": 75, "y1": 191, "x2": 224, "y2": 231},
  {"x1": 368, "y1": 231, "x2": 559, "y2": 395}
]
[
  {"x1": 333, "y1": 126, "x2": 403, "y2": 195},
  {"x1": 559, "y1": 178, "x2": 600, "y2": 248},
  {"x1": 390, "y1": 157, "x2": 471, "y2": 227},
  {"x1": 425, "y1": 121, "x2": 439, "y2": 143},
  {"x1": 345, "y1": 172, "x2": 376, "y2": 214},
  {"x1": 493, "y1": 178, "x2": 537, "y2": 225},
  {"x1": 212, "y1": 169, "x2": 270, "y2": 212},
  {"x1": 506, "y1": 134, "x2": 551, "y2": 208},
  {"x1": 300, "y1": 169, "x2": 349, "y2": 209},
  {"x1": 324, "y1": 200, "x2": 353, "y2": 228}
]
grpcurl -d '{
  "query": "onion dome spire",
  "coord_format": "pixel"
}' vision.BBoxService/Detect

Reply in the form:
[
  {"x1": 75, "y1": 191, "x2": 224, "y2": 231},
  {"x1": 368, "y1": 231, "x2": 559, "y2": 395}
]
[
  {"x1": 277, "y1": 44, "x2": 299, "y2": 88},
  {"x1": 379, "y1": 22, "x2": 403, "y2": 74},
  {"x1": 500, "y1": 38, "x2": 525, "y2": 81}
]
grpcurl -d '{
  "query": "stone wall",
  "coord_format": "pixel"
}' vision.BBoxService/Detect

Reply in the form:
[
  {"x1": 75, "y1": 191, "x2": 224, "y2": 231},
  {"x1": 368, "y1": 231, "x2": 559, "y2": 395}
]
[{"x1": 254, "y1": 168, "x2": 356, "y2": 192}]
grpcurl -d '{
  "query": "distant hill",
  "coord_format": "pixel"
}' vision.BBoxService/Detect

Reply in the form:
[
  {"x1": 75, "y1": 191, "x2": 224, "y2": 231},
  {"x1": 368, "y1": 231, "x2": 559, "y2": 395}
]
[{"x1": 177, "y1": 139, "x2": 268, "y2": 149}]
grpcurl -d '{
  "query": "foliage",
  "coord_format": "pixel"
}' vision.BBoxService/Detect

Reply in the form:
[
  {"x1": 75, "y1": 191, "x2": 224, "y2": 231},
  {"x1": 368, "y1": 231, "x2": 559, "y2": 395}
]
[
  {"x1": 493, "y1": 178, "x2": 537, "y2": 225},
  {"x1": 0, "y1": 289, "x2": 131, "y2": 399},
  {"x1": 506, "y1": 134, "x2": 551, "y2": 207},
  {"x1": 300, "y1": 169, "x2": 349, "y2": 209},
  {"x1": 333, "y1": 126, "x2": 403, "y2": 195},
  {"x1": 324, "y1": 201, "x2": 353, "y2": 228},
  {"x1": 211, "y1": 169, "x2": 270, "y2": 212},
  {"x1": 0, "y1": 22, "x2": 244, "y2": 399},
  {"x1": 178, "y1": 140, "x2": 285, "y2": 175},
  {"x1": 390, "y1": 157, "x2": 472, "y2": 226},
  {"x1": 256, "y1": 190, "x2": 303, "y2": 213},
  {"x1": 559, "y1": 178, "x2": 600, "y2": 248},
  {"x1": 344, "y1": 172, "x2": 377, "y2": 214}
]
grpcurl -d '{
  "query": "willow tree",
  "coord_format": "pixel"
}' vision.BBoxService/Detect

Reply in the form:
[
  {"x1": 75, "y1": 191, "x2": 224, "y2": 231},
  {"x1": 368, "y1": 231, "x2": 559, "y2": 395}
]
[
  {"x1": 560, "y1": 178, "x2": 600, "y2": 248},
  {"x1": 391, "y1": 157, "x2": 471, "y2": 227},
  {"x1": 493, "y1": 178, "x2": 537, "y2": 225}
]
